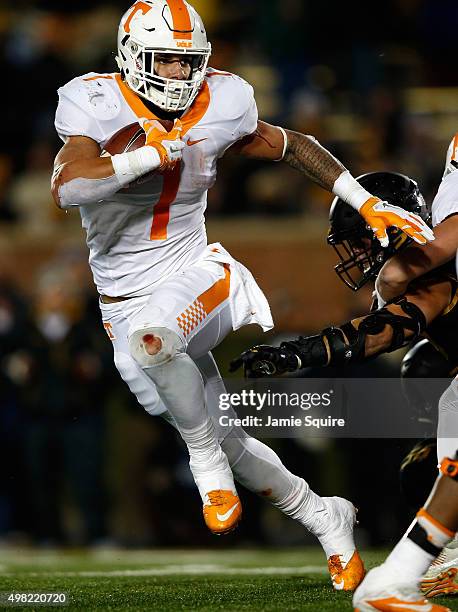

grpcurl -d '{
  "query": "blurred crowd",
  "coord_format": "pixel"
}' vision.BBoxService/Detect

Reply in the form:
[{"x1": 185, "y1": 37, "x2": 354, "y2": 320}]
[
  {"x1": 0, "y1": 0, "x2": 457, "y2": 548},
  {"x1": 1, "y1": 0, "x2": 458, "y2": 228}
]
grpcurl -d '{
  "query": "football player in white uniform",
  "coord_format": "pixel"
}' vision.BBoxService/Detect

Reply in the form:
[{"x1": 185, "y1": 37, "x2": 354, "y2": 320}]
[
  {"x1": 353, "y1": 136, "x2": 458, "y2": 610},
  {"x1": 353, "y1": 452, "x2": 458, "y2": 612},
  {"x1": 51, "y1": 0, "x2": 434, "y2": 590},
  {"x1": 352, "y1": 139, "x2": 458, "y2": 609}
]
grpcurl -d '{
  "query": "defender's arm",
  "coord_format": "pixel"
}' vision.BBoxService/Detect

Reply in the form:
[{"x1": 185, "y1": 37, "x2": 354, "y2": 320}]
[
  {"x1": 358, "y1": 276, "x2": 452, "y2": 358},
  {"x1": 376, "y1": 214, "x2": 458, "y2": 305},
  {"x1": 230, "y1": 274, "x2": 453, "y2": 376}
]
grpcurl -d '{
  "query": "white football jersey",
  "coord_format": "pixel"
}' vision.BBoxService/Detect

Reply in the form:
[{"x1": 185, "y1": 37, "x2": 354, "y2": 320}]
[
  {"x1": 54, "y1": 70, "x2": 258, "y2": 297},
  {"x1": 432, "y1": 133, "x2": 458, "y2": 227}
]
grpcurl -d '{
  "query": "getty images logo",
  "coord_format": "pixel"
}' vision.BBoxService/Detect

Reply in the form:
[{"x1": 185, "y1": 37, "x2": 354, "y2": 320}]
[{"x1": 218, "y1": 389, "x2": 333, "y2": 411}]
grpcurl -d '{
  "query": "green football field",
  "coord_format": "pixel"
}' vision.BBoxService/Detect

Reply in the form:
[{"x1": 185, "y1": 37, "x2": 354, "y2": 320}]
[{"x1": 0, "y1": 548, "x2": 456, "y2": 611}]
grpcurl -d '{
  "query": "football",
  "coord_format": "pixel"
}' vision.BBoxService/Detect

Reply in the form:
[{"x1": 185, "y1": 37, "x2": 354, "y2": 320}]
[
  {"x1": 103, "y1": 123, "x2": 145, "y2": 155},
  {"x1": 102, "y1": 119, "x2": 174, "y2": 155},
  {"x1": 101, "y1": 119, "x2": 174, "y2": 185}
]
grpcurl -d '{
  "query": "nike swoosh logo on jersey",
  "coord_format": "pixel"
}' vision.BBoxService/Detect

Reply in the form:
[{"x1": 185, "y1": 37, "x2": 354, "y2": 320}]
[
  {"x1": 186, "y1": 137, "x2": 208, "y2": 146},
  {"x1": 216, "y1": 502, "x2": 239, "y2": 522}
]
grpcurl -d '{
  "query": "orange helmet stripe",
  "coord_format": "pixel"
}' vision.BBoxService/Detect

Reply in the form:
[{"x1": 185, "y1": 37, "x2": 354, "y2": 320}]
[
  {"x1": 165, "y1": 0, "x2": 193, "y2": 40},
  {"x1": 124, "y1": 1, "x2": 152, "y2": 33}
]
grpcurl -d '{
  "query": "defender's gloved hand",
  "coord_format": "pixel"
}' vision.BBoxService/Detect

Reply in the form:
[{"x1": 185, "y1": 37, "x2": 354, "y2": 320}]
[
  {"x1": 360, "y1": 197, "x2": 435, "y2": 247},
  {"x1": 229, "y1": 345, "x2": 300, "y2": 377}
]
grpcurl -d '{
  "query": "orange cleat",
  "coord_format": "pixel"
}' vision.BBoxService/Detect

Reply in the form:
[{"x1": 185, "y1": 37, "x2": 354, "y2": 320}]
[
  {"x1": 203, "y1": 490, "x2": 242, "y2": 535},
  {"x1": 316, "y1": 496, "x2": 365, "y2": 591},
  {"x1": 328, "y1": 550, "x2": 366, "y2": 591},
  {"x1": 422, "y1": 566, "x2": 458, "y2": 598}
]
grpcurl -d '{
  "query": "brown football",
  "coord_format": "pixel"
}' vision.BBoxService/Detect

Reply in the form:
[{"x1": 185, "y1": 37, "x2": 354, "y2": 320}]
[
  {"x1": 103, "y1": 123, "x2": 145, "y2": 155},
  {"x1": 103, "y1": 119, "x2": 174, "y2": 155}
]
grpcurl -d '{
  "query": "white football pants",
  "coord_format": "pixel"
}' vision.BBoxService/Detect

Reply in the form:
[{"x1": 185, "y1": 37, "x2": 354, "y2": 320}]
[{"x1": 100, "y1": 259, "x2": 324, "y2": 531}]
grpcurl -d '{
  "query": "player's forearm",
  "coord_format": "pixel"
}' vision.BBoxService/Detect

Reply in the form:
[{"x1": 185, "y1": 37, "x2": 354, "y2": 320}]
[
  {"x1": 52, "y1": 157, "x2": 120, "y2": 209},
  {"x1": 283, "y1": 295, "x2": 427, "y2": 369},
  {"x1": 353, "y1": 317, "x2": 395, "y2": 358},
  {"x1": 283, "y1": 130, "x2": 346, "y2": 191},
  {"x1": 376, "y1": 217, "x2": 458, "y2": 303},
  {"x1": 52, "y1": 148, "x2": 161, "y2": 209},
  {"x1": 58, "y1": 157, "x2": 116, "y2": 181},
  {"x1": 282, "y1": 321, "x2": 391, "y2": 367}
]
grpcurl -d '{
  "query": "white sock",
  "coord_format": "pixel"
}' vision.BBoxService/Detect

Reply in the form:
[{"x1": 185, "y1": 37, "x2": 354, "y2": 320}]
[
  {"x1": 193, "y1": 353, "x2": 327, "y2": 536},
  {"x1": 144, "y1": 353, "x2": 230, "y2": 487},
  {"x1": 221, "y1": 433, "x2": 328, "y2": 534},
  {"x1": 275, "y1": 477, "x2": 327, "y2": 532},
  {"x1": 385, "y1": 538, "x2": 435, "y2": 581},
  {"x1": 437, "y1": 434, "x2": 458, "y2": 465}
]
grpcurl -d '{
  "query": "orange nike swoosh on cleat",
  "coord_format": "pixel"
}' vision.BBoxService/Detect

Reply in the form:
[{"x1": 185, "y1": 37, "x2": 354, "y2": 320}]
[
  {"x1": 186, "y1": 137, "x2": 208, "y2": 146},
  {"x1": 216, "y1": 502, "x2": 240, "y2": 522},
  {"x1": 329, "y1": 550, "x2": 365, "y2": 591}
]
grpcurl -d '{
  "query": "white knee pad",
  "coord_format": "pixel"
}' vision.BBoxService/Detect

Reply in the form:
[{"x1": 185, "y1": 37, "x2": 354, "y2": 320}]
[{"x1": 128, "y1": 326, "x2": 184, "y2": 367}]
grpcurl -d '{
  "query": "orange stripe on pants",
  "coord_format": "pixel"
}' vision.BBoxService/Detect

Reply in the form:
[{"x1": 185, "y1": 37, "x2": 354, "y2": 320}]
[{"x1": 198, "y1": 265, "x2": 230, "y2": 315}]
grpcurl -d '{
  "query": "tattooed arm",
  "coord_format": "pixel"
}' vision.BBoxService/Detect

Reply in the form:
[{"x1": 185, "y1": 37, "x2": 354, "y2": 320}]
[
  {"x1": 282, "y1": 130, "x2": 346, "y2": 190},
  {"x1": 229, "y1": 121, "x2": 346, "y2": 188},
  {"x1": 231, "y1": 120, "x2": 434, "y2": 247}
]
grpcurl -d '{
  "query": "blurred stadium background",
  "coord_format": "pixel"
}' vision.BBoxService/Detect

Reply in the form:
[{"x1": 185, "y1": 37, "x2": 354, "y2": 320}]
[{"x1": 0, "y1": 0, "x2": 457, "y2": 557}]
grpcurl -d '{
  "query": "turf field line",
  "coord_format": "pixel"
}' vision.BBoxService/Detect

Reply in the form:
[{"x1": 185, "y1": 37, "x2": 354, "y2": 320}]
[{"x1": 2, "y1": 565, "x2": 328, "y2": 577}]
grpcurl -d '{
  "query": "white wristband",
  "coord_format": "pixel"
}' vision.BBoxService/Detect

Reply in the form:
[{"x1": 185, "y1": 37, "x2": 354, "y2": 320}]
[
  {"x1": 333, "y1": 170, "x2": 375, "y2": 211},
  {"x1": 274, "y1": 126, "x2": 288, "y2": 161},
  {"x1": 111, "y1": 146, "x2": 161, "y2": 187}
]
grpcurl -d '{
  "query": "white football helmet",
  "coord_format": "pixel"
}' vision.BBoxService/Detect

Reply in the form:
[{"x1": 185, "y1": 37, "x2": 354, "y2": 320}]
[{"x1": 116, "y1": 0, "x2": 211, "y2": 113}]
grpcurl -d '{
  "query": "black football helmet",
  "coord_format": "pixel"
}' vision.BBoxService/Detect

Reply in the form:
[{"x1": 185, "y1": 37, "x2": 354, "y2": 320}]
[{"x1": 328, "y1": 171, "x2": 430, "y2": 291}]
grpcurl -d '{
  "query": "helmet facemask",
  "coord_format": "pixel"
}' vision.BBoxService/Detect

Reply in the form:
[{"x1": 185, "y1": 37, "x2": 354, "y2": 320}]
[
  {"x1": 118, "y1": 40, "x2": 211, "y2": 112},
  {"x1": 329, "y1": 224, "x2": 408, "y2": 291},
  {"x1": 327, "y1": 171, "x2": 430, "y2": 291}
]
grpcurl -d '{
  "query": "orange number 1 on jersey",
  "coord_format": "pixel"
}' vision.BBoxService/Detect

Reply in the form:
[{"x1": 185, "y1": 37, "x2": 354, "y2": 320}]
[{"x1": 150, "y1": 162, "x2": 181, "y2": 240}]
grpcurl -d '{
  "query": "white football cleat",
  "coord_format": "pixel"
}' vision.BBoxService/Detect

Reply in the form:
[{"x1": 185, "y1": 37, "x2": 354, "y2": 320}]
[
  {"x1": 190, "y1": 449, "x2": 242, "y2": 535},
  {"x1": 315, "y1": 496, "x2": 366, "y2": 591},
  {"x1": 353, "y1": 565, "x2": 451, "y2": 611}
]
